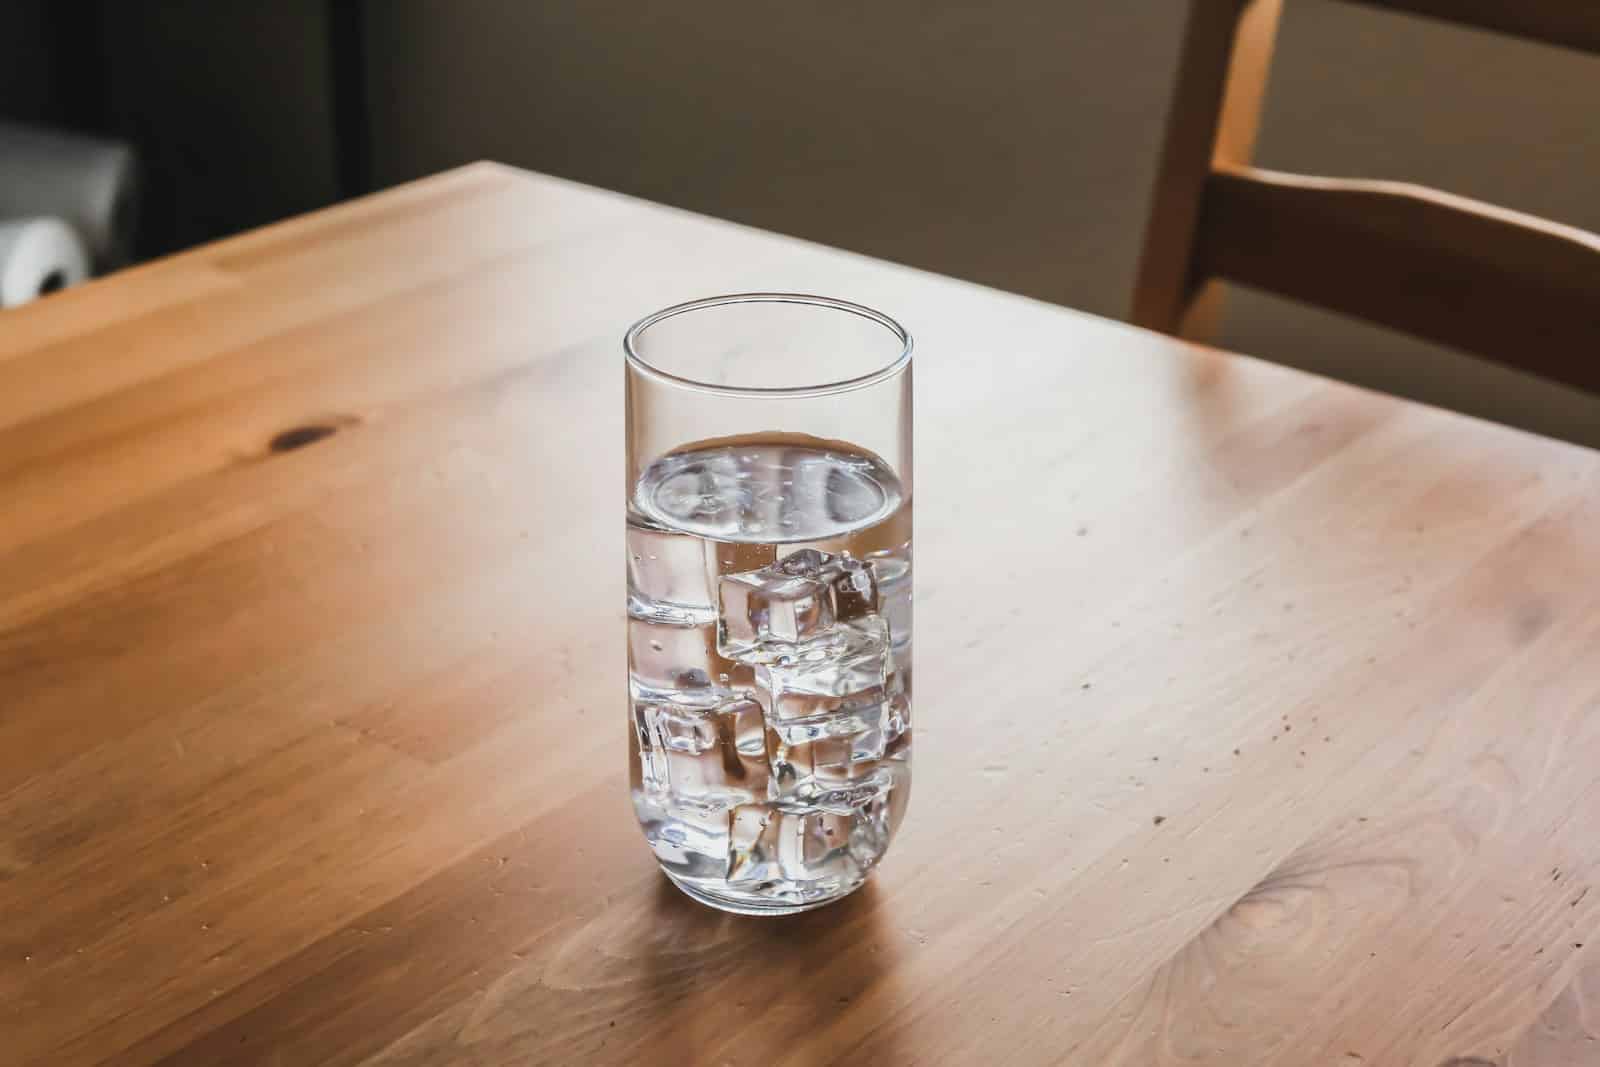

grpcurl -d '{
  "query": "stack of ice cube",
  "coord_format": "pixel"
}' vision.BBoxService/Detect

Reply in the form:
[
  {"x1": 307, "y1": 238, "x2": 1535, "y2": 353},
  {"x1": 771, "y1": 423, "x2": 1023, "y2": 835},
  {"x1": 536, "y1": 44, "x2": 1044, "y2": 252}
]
[
  {"x1": 715, "y1": 550, "x2": 898, "y2": 880},
  {"x1": 628, "y1": 523, "x2": 907, "y2": 891}
]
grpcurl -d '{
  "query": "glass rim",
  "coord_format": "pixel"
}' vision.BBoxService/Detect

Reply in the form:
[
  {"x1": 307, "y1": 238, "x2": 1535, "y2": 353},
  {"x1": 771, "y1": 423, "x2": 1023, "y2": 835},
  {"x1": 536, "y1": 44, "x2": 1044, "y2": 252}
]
[{"x1": 623, "y1": 292, "x2": 913, "y2": 399}]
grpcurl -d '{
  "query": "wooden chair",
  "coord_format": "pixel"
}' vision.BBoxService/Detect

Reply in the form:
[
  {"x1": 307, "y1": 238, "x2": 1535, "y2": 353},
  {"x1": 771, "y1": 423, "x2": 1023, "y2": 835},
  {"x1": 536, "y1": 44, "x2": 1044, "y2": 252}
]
[{"x1": 1131, "y1": 0, "x2": 1600, "y2": 395}]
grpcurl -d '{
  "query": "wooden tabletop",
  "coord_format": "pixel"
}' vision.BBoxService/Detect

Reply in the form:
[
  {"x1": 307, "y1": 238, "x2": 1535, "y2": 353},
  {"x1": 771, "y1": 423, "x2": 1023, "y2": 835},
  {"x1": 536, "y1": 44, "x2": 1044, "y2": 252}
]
[{"x1": 4, "y1": 163, "x2": 1599, "y2": 1066}]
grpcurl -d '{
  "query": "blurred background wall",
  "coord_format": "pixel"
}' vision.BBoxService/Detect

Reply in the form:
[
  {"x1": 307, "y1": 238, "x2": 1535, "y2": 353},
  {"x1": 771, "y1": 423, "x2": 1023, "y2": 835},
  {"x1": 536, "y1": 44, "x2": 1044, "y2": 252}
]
[
  {"x1": 6, "y1": 1, "x2": 1598, "y2": 444},
  {"x1": 0, "y1": 1, "x2": 345, "y2": 256}
]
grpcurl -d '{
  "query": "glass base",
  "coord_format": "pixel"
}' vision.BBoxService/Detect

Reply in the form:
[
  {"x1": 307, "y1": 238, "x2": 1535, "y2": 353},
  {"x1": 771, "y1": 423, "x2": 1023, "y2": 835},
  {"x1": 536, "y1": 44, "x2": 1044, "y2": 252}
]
[{"x1": 663, "y1": 868, "x2": 867, "y2": 916}]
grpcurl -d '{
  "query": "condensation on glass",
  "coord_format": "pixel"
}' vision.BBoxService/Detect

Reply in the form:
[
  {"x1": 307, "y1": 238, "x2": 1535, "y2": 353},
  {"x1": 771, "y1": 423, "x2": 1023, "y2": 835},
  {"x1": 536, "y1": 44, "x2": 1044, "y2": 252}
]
[{"x1": 624, "y1": 294, "x2": 913, "y2": 914}]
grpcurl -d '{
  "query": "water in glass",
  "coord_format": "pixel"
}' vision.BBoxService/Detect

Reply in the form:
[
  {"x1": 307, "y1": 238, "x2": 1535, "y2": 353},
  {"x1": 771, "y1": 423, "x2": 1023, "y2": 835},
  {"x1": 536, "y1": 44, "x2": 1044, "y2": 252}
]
[{"x1": 627, "y1": 432, "x2": 911, "y2": 913}]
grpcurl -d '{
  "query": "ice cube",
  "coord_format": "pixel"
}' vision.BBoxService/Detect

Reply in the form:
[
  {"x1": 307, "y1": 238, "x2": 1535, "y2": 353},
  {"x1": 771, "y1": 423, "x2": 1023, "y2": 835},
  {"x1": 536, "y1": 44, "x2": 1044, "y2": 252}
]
[
  {"x1": 633, "y1": 789, "x2": 731, "y2": 881},
  {"x1": 633, "y1": 688, "x2": 770, "y2": 808},
  {"x1": 884, "y1": 692, "x2": 910, "y2": 747},
  {"x1": 627, "y1": 615, "x2": 721, "y2": 692},
  {"x1": 718, "y1": 558, "x2": 836, "y2": 658},
  {"x1": 884, "y1": 665, "x2": 911, "y2": 743},
  {"x1": 726, "y1": 803, "x2": 855, "y2": 887},
  {"x1": 778, "y1": 549, "x2": 879, "y2": 623},
  {"x1": 756, "y1": 625, "x2": 889, "y2": 714},
  {"x1": 727, "y1": 803, "x2": 783, "y2": 886},
  {"x1": 717, "y1": 548, "x2": 892, "y2": 663},
  {"x1": 767, "y1": 729, "x2": 892, "y2": 811},
  {"x1": 652, "y1": 700, "x2": 718, "y2": 754},
  {"x1": 762, "y1": 702, "x2": 881, "y2": 745},
  {"x1": 632, "y1": 702, "x2": 669, "y2": 796},
  {"x1": 627, "y1": 520, "x2": 714, "y2": 610},
  {"x1": 849, "y1": 704, "x2": 888, "y2": 764},
  {"x1": 727, "y1": 697, "x2": 773, "y2": 790},
  {"x1": 762, "y1": 690, "x2": 886, "y2": 759},
  {"x1": 768, "y1": 733, "x2": 849, "y2": 790},
  {"x1": 706, "y1": 540, "x2": 778, "y2": 589},
  {"x1": 889, "y1": 642, "x2": 912, "y2": 698},
  {"x1": 776, "y1": 806, "x2": 854, "y2": 879},
  {"x1": 866, "y1": 543, "x2": 911, "y2": 651},
  {"x1": 828, "y1": 556, "x2": 879, "y2": 623}
]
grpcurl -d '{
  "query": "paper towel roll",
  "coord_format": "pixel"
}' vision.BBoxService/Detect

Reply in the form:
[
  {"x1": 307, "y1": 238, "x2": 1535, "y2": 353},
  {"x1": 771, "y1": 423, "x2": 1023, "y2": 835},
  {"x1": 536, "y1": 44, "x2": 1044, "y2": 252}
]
[
  {"x1": 0, "y1": 218, "x2": 91, "y2": 308},
  {"x1": 0, "y1": 122, "x2": 138, "y2": 271}
]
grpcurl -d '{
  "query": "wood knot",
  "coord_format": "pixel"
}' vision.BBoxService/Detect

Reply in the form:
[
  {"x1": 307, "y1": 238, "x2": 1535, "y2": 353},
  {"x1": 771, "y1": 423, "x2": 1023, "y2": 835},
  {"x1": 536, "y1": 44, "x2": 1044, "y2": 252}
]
[{"x1": 269, "y1": 423, "x2": 341, "y2": 453}]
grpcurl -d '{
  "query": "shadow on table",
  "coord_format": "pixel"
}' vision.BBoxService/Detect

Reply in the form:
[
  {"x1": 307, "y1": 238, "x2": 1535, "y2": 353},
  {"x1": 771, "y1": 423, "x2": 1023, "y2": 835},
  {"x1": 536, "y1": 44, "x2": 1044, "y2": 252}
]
[{"x1": 626, "y1": 873, "x2": 901, "y2": 1062}]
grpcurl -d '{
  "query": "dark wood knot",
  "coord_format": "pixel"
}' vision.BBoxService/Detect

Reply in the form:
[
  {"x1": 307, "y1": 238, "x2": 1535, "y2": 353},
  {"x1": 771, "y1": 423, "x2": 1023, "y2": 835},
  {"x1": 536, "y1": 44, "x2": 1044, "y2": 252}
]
[{"x1": 269, "y1": 424, "x2": 340, "y2": 453}]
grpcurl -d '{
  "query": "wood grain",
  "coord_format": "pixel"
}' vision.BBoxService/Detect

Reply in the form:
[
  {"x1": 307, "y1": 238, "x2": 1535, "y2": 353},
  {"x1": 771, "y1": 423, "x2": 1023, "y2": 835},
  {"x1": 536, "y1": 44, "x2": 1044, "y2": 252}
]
[
  {"x1": 4, "y1": 162, "x2": 1600, "y2": 1065},
  {"x1": 1130, "y1": 0, "x2": 1600, "y2": 395}
]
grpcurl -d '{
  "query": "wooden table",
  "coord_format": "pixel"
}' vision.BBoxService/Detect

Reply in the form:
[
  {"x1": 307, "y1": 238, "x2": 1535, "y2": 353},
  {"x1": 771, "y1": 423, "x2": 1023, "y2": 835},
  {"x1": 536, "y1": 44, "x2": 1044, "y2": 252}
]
[{"x1": 4, "y1": 163, "x2": 1599, "y2": 1066}]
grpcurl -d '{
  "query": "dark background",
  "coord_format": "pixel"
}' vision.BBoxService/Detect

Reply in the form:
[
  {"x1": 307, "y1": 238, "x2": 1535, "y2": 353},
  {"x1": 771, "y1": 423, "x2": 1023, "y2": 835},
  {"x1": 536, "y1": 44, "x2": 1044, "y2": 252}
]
[
  {"x1": 4, "y1": 0, "x2": 1598, "y2": 444},
  {"x1": 0, "y1": 1, "x2": 348, "y2": 259}
]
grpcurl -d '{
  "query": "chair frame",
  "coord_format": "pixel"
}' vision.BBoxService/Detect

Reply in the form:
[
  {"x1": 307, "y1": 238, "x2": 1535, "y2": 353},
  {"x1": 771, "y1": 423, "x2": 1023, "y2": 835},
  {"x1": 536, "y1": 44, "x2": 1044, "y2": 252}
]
[{"x1": 1131, "y1": 0, "x2": 1600, "y2": 394}]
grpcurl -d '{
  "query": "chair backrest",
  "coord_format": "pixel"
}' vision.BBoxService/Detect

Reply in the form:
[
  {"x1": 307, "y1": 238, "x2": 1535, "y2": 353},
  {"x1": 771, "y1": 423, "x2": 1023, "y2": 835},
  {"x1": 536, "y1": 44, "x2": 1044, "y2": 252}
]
[{"x1": 1131, "y1": 0, "x2": 1600, "y2": 395}]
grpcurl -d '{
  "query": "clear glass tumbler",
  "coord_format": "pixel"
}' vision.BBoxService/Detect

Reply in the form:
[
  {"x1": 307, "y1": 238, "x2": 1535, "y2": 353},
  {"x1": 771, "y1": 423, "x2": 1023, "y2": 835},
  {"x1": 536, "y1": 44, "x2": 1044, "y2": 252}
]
[{"x1": 624, "y1": 294, "x2": 913, "y2": 914}]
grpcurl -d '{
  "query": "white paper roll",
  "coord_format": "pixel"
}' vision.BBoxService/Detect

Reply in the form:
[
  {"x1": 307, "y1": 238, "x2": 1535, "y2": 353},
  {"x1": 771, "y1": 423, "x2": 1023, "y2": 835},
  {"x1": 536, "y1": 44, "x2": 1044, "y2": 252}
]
[
  {"x1": 0, "y1": 218, "x2": 91, "y2": 308},
  {"x1": 0, "y1": 121, "x2": 138, "y2": 270}
]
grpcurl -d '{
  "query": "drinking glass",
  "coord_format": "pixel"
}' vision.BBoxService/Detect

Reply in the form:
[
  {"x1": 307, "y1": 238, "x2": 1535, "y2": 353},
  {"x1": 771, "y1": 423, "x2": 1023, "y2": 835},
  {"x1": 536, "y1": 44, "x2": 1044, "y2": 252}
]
[{"x1": 624, "y1": 293, "x2": 913, "y2": 914}]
